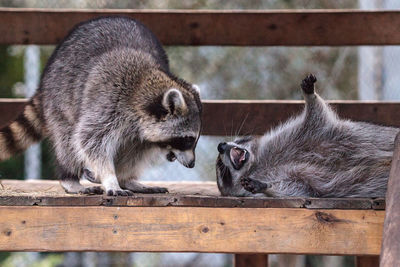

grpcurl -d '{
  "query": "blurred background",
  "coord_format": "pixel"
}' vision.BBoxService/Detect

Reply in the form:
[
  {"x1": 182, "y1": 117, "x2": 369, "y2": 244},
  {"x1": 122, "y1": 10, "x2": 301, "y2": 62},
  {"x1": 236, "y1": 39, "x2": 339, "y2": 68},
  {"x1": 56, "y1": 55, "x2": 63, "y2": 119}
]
[{"x1": 0, "y1": 0, "x2": 399, "y2": 266}]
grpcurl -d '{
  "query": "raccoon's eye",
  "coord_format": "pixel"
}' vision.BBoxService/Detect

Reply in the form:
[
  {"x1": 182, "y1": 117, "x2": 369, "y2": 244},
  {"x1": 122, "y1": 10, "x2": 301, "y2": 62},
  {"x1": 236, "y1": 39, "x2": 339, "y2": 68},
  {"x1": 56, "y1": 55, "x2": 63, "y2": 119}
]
[
  {"x1": 157, "y1": 136, "x2": 196, "y2": 151},
  {"x1": 234, "y1": 136, "x2": 254, "y2": 145},
  {"x1": 167, "y1": 136, "x2": 196, "y2": 151}
]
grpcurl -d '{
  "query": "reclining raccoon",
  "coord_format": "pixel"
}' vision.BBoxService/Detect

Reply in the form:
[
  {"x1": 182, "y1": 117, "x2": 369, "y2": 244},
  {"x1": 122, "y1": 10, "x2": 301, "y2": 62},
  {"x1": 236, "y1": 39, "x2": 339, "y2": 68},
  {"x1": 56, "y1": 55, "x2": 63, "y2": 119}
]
[
  {"x1": 216, "y1": 74, "x2": 398, "y2": 198},
  {"x1": 0, "y1": 17, "x2": 202, "y2": 196}
]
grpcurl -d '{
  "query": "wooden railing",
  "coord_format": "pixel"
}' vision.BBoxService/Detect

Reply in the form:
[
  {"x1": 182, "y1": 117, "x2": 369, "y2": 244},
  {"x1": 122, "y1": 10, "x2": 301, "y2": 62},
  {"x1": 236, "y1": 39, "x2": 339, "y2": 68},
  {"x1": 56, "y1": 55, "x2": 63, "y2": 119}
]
[
  {"x1": 1, "y1": 99, "x2": 400, "y2": 136},
  {"x1": 2, "y1": 8, "x2": 400, "y2": 46},
  {"x1": 1, "y1": 8, "x2": 400, "y2": 267}
]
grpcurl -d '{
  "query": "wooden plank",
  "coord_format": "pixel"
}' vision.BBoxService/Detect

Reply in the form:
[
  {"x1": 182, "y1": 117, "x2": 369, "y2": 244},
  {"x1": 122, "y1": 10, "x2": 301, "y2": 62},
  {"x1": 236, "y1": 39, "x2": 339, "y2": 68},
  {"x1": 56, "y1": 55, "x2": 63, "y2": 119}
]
[
  {"x1": 202, "y1": 100, "x2": 400, "y2": 135},
  {"x1": 355, "y1": 256, "x2": 379, "y2": 267},
  {"x1": 235, "y1": 254, "x2": 268, "y2": 267},
  {"x1": 380, "y1": 133, "x2": 400, "y2": 267},
  {"x1": 2, "y1": 8, "x2": 400, "y2": 46},
  {"x1": 1, "y1": 99, "x2": 400, "y2": 135},
  {"x1": 0, "y1": 206, "x2": 384, "y2": 254},
  {"x1": 0, "y1": 179, "x2": 385, "y2": 209}
]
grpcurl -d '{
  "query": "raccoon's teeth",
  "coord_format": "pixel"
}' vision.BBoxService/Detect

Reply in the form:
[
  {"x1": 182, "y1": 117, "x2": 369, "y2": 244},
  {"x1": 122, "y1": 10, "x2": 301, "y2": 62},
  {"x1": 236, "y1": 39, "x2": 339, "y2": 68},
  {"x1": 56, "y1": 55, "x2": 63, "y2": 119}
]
[{"x1": 239, "y1": 151, "x2": 247, "y2": 162}]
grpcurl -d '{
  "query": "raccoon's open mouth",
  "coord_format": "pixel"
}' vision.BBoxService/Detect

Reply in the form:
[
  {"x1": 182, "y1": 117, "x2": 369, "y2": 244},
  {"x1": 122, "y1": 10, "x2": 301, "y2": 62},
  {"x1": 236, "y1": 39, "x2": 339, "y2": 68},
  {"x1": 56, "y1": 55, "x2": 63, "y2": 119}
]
[
  {"x1": 166, "y1": 151, "x2": 176, "y2": 162},
  {"x1": 229, "y1": 147, "x2": 249, "y2": 170}
]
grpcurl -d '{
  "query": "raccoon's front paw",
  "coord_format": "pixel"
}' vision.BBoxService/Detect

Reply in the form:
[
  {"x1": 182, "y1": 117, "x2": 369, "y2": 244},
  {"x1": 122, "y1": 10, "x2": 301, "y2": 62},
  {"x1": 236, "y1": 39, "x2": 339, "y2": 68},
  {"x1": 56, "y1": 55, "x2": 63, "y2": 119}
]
[
  {"x1": 301, "y1": 74, "x2": 317, "y2": 94},
  {"x1": 241, "y1": 177, "x2": 271, "y2": 194},
  {"x1": 79, "y1": 186, "x2": 104, "y2": 195},
  {"x1": 106, "y1": 189, "x2": 134, "y2": 196}
]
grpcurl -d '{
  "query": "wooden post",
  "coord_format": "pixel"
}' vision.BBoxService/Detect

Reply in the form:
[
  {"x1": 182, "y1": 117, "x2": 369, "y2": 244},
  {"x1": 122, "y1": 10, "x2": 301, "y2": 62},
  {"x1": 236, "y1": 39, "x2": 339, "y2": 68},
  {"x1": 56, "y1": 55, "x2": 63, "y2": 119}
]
[
  {"x1": 234, "y1": 254, "x2": 268, "y2": 267},
  {"x1": 380, "y1": 132, "x2": 400, "y2": 266},
  {"x1": 355, "y1": 256, "x2": 379, "y2": 267}
]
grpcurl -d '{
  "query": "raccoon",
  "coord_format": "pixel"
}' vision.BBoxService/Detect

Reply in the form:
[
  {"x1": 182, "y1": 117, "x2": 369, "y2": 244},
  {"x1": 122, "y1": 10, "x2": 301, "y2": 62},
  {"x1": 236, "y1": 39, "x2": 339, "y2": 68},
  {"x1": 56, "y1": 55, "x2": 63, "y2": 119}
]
[
  {"x1": 216, "y1": 74, "x2": 398, "y2": 198},
  {"x1": 0, "y1": 17, "x2": 202, "y2": 196}
]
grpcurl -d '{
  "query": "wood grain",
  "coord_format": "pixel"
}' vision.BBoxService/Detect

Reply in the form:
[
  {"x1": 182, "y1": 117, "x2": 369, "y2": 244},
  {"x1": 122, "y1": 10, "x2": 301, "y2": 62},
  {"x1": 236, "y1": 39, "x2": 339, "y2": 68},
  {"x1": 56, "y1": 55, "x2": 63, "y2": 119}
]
[
  {"x1": 380, "y1": 133, "x2": 400, "y2": 266},
  {"x1": 2, "y1": 8, "x2": 400, "y2": 46},
  {"x1": 0, "y1": 179, "x2": 385, "y2": 209},
  {"x1": 0, "y1": 206, "x2": 384, "y2": 254},
  {"x1": 1, "y1": 99, "x2": 400, "y2": 135}
]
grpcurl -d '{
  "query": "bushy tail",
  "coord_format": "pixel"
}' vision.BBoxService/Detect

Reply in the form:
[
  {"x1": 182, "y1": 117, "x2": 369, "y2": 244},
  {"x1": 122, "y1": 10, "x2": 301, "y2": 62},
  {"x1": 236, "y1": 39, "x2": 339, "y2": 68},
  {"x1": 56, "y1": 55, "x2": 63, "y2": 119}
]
[{"x1": 0, "y1": 95, "x2": 44, "y2": 160}]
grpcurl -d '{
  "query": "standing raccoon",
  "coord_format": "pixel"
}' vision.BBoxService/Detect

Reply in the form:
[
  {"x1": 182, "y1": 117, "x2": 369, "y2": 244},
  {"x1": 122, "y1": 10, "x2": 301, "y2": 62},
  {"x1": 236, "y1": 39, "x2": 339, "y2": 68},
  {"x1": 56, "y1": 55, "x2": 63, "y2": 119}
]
[
  {"x1": 0, "y1": 17, "x2": 202, "y2": 196},
  {"x1": 217, "y1": 74, "x2": 398, "y2": 198}
]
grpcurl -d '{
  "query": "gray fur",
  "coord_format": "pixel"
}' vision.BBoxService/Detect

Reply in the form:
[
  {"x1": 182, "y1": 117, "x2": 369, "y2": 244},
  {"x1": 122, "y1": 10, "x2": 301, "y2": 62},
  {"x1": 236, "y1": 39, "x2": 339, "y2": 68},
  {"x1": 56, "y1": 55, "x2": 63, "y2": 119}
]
[
  {"x1": 216, "y1": 74, "x2": 398, "y2": 198},
  {"x1": 7, "y1": 17, "x2": 202, "y2": 195}
]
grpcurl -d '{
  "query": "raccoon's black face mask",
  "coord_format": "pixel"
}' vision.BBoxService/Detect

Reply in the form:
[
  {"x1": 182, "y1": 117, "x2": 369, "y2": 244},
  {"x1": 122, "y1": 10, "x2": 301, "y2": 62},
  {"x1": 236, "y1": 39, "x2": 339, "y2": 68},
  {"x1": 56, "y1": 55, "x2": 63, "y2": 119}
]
[
  {"x1": 215, "y1": 137, "x2": 254, "y2": 196},
  {"x1": 217, "y1": 142, "x2": 249, "y2": 170}
]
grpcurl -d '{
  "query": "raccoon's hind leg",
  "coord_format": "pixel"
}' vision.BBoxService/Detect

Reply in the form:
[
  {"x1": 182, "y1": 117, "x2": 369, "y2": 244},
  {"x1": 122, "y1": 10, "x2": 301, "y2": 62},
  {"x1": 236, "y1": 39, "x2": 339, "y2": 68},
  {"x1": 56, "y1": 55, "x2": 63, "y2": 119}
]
[
  {"x1": 301, "y1": 74, "x2": 338, "y2": 128},
  {"x1": 301, "y1": 74, "x2": 317, "y2": 95},
  {"x1": 59, "y1": 170, "x2": 103, "y2": 195},
  {"x1": 240, "y1": 177, "x2": 271, "y2": 194},
  {"x1": 82, "y1": 168, "x2": 101, "y2": 184},
  {"x1": 120, "y1": 179, "x2": 168, "y2": 194}
]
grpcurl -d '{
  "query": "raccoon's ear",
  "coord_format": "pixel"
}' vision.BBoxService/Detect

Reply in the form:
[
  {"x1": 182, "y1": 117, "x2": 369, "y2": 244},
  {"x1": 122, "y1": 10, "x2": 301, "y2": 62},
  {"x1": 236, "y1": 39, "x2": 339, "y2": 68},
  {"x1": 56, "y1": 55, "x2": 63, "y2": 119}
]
[
  {"x1": 162, "y1": 88, "x2": 188, "y2": 115},
  {"x1": 192, "y1": 84, "x2": 201, "y2": 95}
]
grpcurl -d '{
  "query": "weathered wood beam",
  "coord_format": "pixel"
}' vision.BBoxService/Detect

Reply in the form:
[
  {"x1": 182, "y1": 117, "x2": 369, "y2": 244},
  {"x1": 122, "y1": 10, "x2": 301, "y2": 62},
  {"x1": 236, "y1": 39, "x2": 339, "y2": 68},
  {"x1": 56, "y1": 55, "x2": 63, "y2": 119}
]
[
  {"x1": 1, "y1": 99, "x2": 399, "y2": 135},
  {"x1": 380, "y1": 133, "x2": 400, "y2": 266},
  {"x1": 0, "y1": 206, "x2": 384, "y2": 254},
  {"x1": 202, "y1": 100, "x2": 400, "y2": 136},
  {"x1": 0, "y1": 180, "x2": 385, "y2": 210},
  {"x1": 2, "y1": 8, "x2": 400, "y2": 46}
]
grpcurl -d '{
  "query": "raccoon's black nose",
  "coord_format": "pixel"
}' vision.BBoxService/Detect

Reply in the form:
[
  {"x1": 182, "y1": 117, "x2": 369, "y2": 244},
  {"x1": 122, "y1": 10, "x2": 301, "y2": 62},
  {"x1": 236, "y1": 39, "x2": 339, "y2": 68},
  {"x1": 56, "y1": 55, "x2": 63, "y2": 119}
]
[
  {"x1": 188, "y1": 160, "x2": 195, "y2": 168},
  {"x1": 218, "y1": 142, "x2": 227, "y2": 154}
]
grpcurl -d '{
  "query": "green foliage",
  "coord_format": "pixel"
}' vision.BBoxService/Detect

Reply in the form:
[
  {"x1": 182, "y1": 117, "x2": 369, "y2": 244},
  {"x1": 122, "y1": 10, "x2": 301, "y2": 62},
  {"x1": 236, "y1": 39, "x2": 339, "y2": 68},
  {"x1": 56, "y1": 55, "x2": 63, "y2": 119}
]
[
  {"x1": 1, "y1": 253, "x2": 63, "y2": 267},
  {"x1": 0, "y1": 154, "x2": 24, "y2": 180},
  {"x1": 0, "y1": 46, "x2": 23, "y2": 97}
]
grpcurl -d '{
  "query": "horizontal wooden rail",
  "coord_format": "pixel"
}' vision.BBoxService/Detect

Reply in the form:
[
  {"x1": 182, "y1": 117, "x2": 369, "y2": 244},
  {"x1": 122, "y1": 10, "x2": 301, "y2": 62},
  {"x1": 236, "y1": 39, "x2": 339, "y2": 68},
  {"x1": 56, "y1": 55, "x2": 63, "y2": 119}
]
[
  {"x1": 0, "y1": 181, "x2": 384, "y2": 254},
  {"x1": 1, "y1": 99, "x2": 399, "y2": 135},
  {"x1": 0, "y1": 206, "x2": 384, "y2": 254},
  {"x1": 2, "y1": 8, "x2": 400, "y2": 46}
]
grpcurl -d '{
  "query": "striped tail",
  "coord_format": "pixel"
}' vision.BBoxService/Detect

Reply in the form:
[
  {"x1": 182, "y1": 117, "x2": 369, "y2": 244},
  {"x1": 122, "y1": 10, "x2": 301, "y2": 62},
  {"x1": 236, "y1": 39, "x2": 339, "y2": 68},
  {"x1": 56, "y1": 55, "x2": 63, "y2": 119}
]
[{"x1": 0, "y1": 96, "x2": 44, "y2": 161}]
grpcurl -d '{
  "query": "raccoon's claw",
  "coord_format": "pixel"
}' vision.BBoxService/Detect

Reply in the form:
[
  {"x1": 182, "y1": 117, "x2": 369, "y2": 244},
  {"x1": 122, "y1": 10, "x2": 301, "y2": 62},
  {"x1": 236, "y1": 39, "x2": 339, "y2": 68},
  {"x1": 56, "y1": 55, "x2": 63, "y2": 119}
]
[
  {"x1": 106, "y1": 189, "x2": 134, "y2": 196},
  {"x1": 301, "y1": 74, "x2": 317, "y2": 95},
  {"x1": 241, "y1": 177, "x2": 271, "y2": 194},
  {"x1": 80, "y1": 186, "x2": 104, "y2": 195}
]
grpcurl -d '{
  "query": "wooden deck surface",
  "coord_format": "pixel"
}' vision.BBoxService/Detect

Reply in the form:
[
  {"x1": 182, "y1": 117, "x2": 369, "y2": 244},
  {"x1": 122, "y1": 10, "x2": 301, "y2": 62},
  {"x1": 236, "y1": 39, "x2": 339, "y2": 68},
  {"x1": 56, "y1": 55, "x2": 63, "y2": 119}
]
[
  {"x1": 0, "y1": 180, "x2": 385, "y2": 255},
  {"x1": 0, "y1": 179, "x2": 385, "y2": 209}
]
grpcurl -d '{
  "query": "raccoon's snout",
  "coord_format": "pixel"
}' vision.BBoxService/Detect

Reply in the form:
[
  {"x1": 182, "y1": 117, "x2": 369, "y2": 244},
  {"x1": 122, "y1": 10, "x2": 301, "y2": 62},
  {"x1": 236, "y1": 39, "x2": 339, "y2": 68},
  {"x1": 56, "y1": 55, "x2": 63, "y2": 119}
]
[
  {"x1": 175, "y1": 150, "x2": 196, "y2": 168},
  {"x1": 218, "y1": 142, "x2": 227, "y2": 154},
  {"x1": 186, "y1": 159, "x2": 195, "y2": 168}
]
